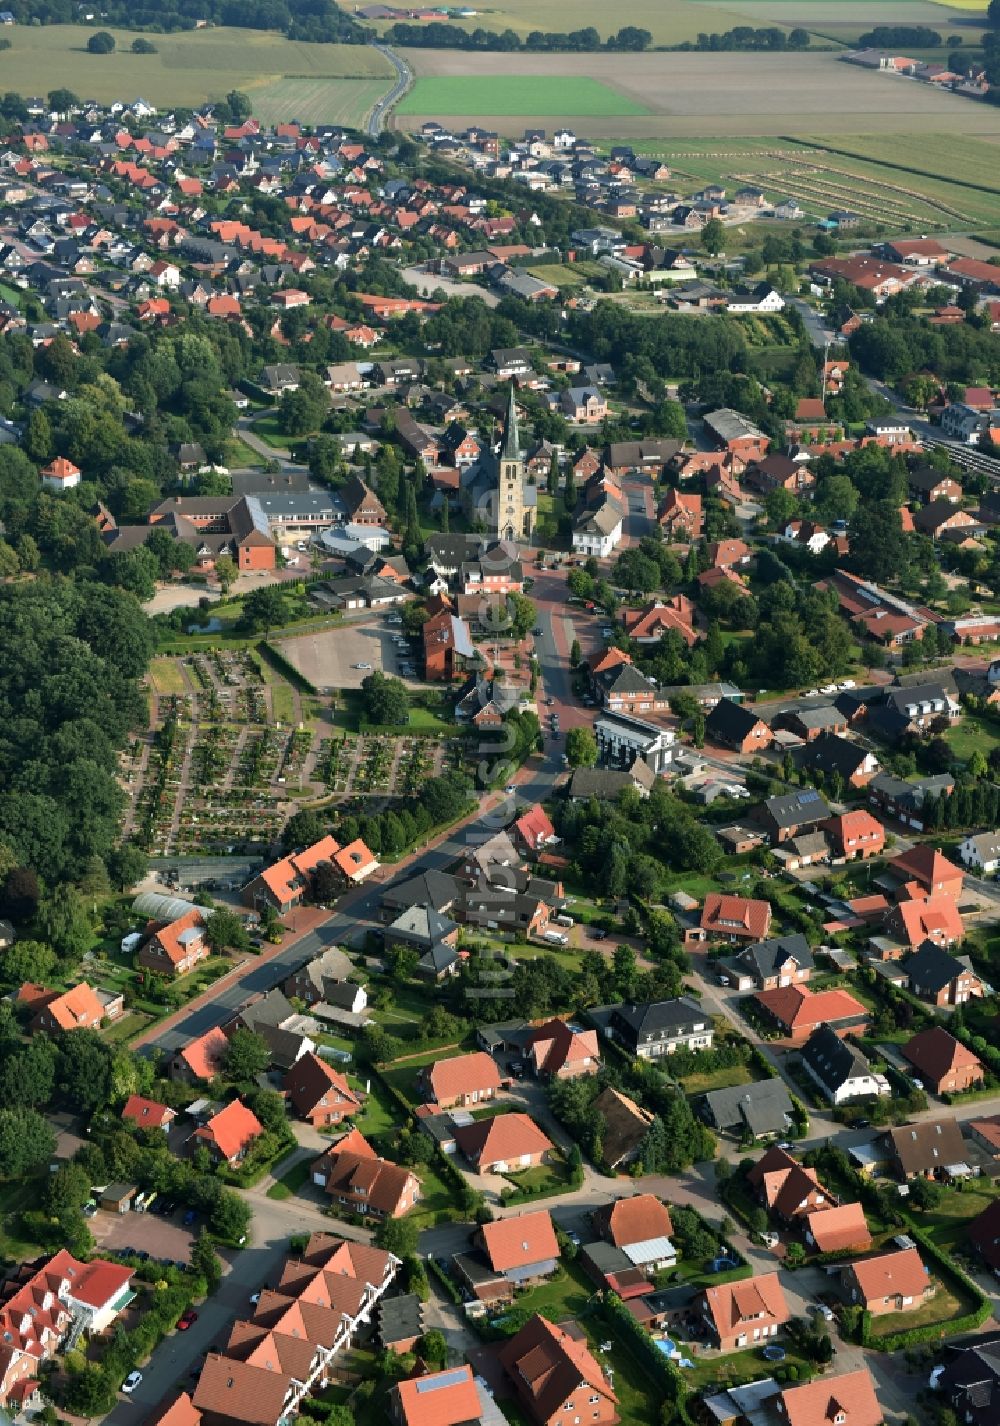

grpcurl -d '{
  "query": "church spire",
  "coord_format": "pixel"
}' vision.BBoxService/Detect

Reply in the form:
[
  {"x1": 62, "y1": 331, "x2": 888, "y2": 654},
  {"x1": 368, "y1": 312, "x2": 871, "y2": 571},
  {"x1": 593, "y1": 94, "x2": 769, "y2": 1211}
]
[{"x1": 500, "y1": 380, "x2": 520, "y2": 460}]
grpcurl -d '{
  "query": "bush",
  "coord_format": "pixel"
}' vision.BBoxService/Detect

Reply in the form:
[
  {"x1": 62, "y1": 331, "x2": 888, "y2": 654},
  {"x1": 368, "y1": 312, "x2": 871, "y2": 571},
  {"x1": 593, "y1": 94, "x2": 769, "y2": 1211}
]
[{"x1": 87, "y1": 30, "x2": 115, "y2": 52}]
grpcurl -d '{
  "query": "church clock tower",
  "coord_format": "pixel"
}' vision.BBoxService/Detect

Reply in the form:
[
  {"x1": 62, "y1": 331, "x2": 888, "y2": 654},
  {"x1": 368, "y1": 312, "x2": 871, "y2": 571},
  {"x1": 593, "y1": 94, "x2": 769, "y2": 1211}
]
[{"x1": 497, "y1": 380, "x2": 534, "y2": 543}]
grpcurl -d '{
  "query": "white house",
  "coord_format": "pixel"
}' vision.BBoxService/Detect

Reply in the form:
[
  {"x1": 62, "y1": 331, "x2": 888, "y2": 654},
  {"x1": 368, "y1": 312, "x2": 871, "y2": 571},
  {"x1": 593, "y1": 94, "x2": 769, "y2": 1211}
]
[
  {"x1": 941, "y1": 403, "x2": 993, "y2": 445},
  {"x1": 572, "y1": 495, "x2": 624, "y2": 558},
  {"x1": 960, "y1": 831, "x2": 1000, "y2": 876},
  {"x1": 800, "y1": 1025, "x2": 890, "y2": 1106},
  {"x1": 726, "y1": 285, "x2": 785, "y2": 314}
]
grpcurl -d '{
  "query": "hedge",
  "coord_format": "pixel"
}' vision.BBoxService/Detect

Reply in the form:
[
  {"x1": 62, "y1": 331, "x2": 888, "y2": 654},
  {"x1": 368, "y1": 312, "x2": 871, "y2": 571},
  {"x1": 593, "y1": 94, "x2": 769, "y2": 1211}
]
[
  {"x1": 600, "y1": 1294, "x2": 695, "y2": 1426},
  {"x1": 859, "y1": 1223, "x2": 989, "y2": 1351},
  {"x1": 428, "y1": 1255, "x2": 463, "y2": 1305},
  {"x1": 259, "y1": 639, "x2": 318, "y2": 694},
  {"x1": 500, "y1": 1153, "x2": 584, "y2": 1208}
]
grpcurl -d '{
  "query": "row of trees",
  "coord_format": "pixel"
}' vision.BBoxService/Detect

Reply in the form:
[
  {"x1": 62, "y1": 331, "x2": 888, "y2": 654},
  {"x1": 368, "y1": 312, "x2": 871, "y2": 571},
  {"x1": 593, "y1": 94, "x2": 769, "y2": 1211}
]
[
  {"x1": 383, "y1": 21, "x2": 651, "y2": 50},
  {"x1": 5, "y1": 0, "x2": 366, "y2": 41}
]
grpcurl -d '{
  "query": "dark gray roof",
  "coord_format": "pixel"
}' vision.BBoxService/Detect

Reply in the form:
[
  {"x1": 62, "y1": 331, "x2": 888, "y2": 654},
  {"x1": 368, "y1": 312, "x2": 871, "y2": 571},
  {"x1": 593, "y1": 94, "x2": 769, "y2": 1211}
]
[
  {"x1": 800, "y1": 733, "x2": 873, "y2": 779},
  {"x1": 735, "y1": 934, "x2": 814, "y2": 981},
  {"x1": 377, "y1": 1293, "x2": 424, "y2": 1345},
  {"x1": 799, "y1": 1024, "x2": 872, "y2": 1093},
  {"x1": 903, "y1": 942, "x2": 970, "y2": 993},
  {"x1": 703, "y1": 1078, "x2": 792, "y2": 1137},
  {"x1": 762, "y1": 789, "x2": 830, "y2": 830},
  {"x1": 609, "y1": 996, "x2": 708, "y2": 1039},
  {"x1": 706, "y1": 698, "x2": 769, "y2": 741}
]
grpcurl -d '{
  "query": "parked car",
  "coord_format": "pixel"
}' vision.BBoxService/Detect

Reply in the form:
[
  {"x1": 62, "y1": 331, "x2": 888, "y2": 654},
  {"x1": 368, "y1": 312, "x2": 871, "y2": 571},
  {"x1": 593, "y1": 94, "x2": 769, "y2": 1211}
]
[
  {"x1": 809, "y1": 1303, "x2": 835, "y2": 1322},
  {"x1": 122, "y1": 1372, "x2": 143, "y2": 1395},
  {"x1": 353, "y1": 662, "x2": 372, "y2": 670},
  {"x1": 177, "y1": 1310, "x2": 198, "y2": 1331}
]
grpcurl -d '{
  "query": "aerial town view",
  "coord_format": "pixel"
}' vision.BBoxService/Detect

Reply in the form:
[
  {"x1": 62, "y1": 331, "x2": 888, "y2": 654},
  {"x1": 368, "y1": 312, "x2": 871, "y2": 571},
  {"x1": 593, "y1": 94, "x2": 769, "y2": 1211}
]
[{"x1": 5, "y1": 1, "x2": 1000, "y2": 1425}]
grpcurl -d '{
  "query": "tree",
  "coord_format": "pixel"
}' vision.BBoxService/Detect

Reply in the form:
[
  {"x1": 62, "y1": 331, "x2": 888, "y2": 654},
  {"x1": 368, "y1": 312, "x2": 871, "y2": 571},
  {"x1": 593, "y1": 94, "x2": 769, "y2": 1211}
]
[
  {"x1": 565, "y1": 726, "x2": 598, "y2": 767},
  {"x1": 570, "y1": 638, "x2": 582, "y2": 667},
  {"x1": 701, "y1": 218, "x2": 725, "y2": 256},
  {"x1": 215, "y1": 554, "x2": 237, "y2": 592},
  {"x1": 56, "y1": 1030, "x2": 115, "y2": 1113},
  {"x1": 86, "y1": 31, "x2": 116, "y2": 53},
  {"x1": 239, "y1": 585, "x2": 290, "y2": 636},
  {"x1": 107, "y1": 843, "x2": 148, "y2": 892},
  {"x1": 35, "y1": 885, "x2": 93, "y2": 960},
  {"x1": 191, "y1": 1229, "x2": 223, "y2": 1292},
  {"x1": 205, "y1": 908, "x2": 251, "y2": 953},
  {"x1": 227, "y1": 90, "x2": 252, "y2": 118},
  {"x1": 0, "y1": 1106, "x2": 55, "y2": 1177},
  {"x1": 210, "y1": 1189, "x2": 251, "y2": 1242},
  {"x1": 224, "y1": 1028, "x2": 270, "y2": 1084},
  {"x1": 361, "y1": 671, "x2": 409, "y2": 726},
  {"x1": 507, "y1": 592, "x2": 537, "y2": 640},
  {"x1": 0, "y1": 938, "x2": 55, "y2": 986},
  {"x1": 44, "y1": 1160, "x2": 90, "y2": 1217},
  {"x1": 376, "y1": 1216, "x2": 419, "y2": 1257},
  {"x1": 547, "y1": 453, "x2": 560, "y2": 496},
  {"x1": 131, "y1": 37, "x2": 158, "y2": 53}
]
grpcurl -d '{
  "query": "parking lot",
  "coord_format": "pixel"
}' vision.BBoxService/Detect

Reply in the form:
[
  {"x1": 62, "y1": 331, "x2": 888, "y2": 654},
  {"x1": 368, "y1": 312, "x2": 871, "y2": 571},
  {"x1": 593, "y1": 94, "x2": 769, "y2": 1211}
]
[
  {"x1": 273, "y1": 616, "x2": 424, "y2": 691},
  {"x1": 90, "y1": 1206, "x2": 197, "y2": 1265}
]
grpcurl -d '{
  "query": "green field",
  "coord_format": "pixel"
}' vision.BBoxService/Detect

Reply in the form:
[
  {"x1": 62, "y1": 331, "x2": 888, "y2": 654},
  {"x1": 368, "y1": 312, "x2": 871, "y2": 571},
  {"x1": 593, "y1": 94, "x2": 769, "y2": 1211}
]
[
  {"x1": 0, "y1": 25, "x2": 392, "y2": 113},
  {"x1": 252, "y1": 77, "x2": 391, "y2": 128},
  {"x1": 397, "y1": 75, "x2": 650, "y2": 117}
]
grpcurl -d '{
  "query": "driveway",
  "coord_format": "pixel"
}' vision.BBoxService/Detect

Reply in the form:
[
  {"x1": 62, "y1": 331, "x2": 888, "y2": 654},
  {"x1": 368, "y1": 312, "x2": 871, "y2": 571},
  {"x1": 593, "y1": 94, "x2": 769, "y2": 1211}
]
[{"x1": 90, "y1": 1208, "x2": 196, "y2": 1266}]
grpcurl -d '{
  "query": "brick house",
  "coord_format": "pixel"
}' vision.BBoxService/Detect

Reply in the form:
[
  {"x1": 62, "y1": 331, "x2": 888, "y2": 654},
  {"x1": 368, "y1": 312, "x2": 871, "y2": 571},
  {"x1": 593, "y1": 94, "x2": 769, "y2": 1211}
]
[
  {"x1": 284, "y1": 1051, "x2": 364, "y2": 1127},
  {"x1": 902, "y1": 943, "x2": 981, "y2": 1005},
  {"x1": 753, "y1": 986, "x2": 868, "y2": 1042},
  {"x1": 419, "y1": 1051, "x2": 502, "y2": 1110},
  {"x1": 622, "y1": 596, "x2": 698, "y2": 647},
  {"x1": 312, "y1": 1128, "x2": 421, "y2": 1218},
  {"x1": 524, "y1": 1019, "x2": 600, "y2": 1079},
  {"x1": 705, "y1": 699, "x2": 772, "y2": 753},
  {"x1": 747, "y1": 1147, "x2": 834, "y2": 1222},
  {"x1": 884, "y1": 1118, "x2": 968, "y2": 1180},
  {"x1": 243, "y1": 835, "x2": 378, "y2": 913},
  {"x1": 657, "y1": 487, "x2": 703, "y2": 540},
  {"x1": 802, "y1": 1202, "x2": 872, "y2": 1255},
  {"x1": 19, "y1": 981, "x2": 123, "y2": 1034},
  {"x1": 137, "y1": 907, "x2": 211, "y2": 977},
  {"x1": 901, "y1": 1026, "x2": 984, "y2": 1096},
  {"x1": 497, "y1": 1315, "x2": 619, "y2": 1426},
  {"x1": 699, "y1": 1272, "x2": 789, "y2": 1352},
  {"x1": 776, "y1": 1370, "x2": 882, "y2": 1426},
  {"x1": 121, "y1": 1095, "x2": 176, "y2": 1133},
  {"x1": 422, "y1": 609, "x2": 476, "y2": 682},
  {"x1": 192, "y1": 1099, "x2": 264, "y2": 1166},
  {"x1": 884, "y1": 896, "x2": 964, "y2": 951},
  {"x1": 699, "y1": 893, "x2": 772, "y2": 944},
  {"x1": 453, "y1": 1112, "x2": 553, "y2": 1174},
  {"x1": 888, "y1": 845, "x2": 964, "y2": 900},
  {"x1": 169, "y1": 1026, "x2": 231, "y2": 1083},
  {"x1": 824, "y1": 810, "x2": 885, "y2": 860}
]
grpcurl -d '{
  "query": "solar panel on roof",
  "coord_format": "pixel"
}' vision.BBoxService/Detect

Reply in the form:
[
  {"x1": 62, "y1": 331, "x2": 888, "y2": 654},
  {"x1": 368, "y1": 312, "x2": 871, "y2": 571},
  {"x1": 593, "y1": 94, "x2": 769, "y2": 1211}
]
[
  {"x1": 798, "y1": 789, "x2": 820, "y2": 803},
  {"x1": 416, "y1": 1369, "x2": 470, "y2": 1393}
]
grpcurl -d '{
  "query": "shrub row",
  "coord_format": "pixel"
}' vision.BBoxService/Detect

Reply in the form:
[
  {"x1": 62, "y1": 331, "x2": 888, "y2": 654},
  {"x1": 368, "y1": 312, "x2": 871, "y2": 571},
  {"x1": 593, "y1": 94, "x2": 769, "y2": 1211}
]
[
  {"x1": 259, "y1": 638, "x2": 318, "y2": 694},
  {"x1": 600, "y1": 1293, "x2": 695, "y2": 1425},
  {"x1": 428, "y1": 1255, "x2": 463, "y2": 1306}
]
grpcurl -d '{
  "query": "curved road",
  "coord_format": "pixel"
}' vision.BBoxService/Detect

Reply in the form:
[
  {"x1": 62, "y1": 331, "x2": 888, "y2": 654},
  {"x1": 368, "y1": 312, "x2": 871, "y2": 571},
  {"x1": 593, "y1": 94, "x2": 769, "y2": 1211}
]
[{"x1": 366, "y1": 42, "x2": 412, "y2": 138}]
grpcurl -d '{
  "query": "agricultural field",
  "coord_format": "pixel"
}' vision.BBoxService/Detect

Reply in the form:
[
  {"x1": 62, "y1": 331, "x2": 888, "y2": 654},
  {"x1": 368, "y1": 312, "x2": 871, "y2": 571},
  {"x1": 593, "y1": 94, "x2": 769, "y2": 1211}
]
[
  {"x1": 0, "y1": 25, "x2": 393, "y2": 113},
  {"x1": 251, "y1": 77, "x2": 391, "y2": 128},
  {"x1": 398, "y1": 74, "x2": 649, "y2": 116},
  {"x1": 397, "y1": 48, "x2": 1000, "y2": 138},
  {"x1": 720, "y1": 0, "x2": 990, "y2": 45}
]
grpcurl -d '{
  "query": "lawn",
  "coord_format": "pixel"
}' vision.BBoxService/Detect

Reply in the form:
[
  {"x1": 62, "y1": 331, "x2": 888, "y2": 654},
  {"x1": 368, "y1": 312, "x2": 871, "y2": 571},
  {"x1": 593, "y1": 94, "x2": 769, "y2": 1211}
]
[
  {"x1": 407, "y1": 1161, "x2": 460, "y2": 1228},
  {"x1": 0, "y1": 25, "x2": 393, "y2": 109},
  {"x1": 226, "y1": 435, "x2": 267, "y2": 471},
  {"x1": 351, "y1": 1075, "x2": 401, "y2": 1139},
  {"x1": 678, "y1": 1062, "x2": 754, "y2": 1096},
  {"x1": 503, "y1": 1151, "x2": 573, "y2": 1198},
  {"x1": 681, "y1": 1342, "x2": 813, "y2": 1392},
  {"x1": 148, "y1": 657, "x2": 188, "y2": 696},
  {"x1": 921, "y1": 1181, "x2": 1000, "y2": 1251},
  {"x1": 866, "y1": 1280, "x2": 965, "y2": 1337},
  {"x1": 397, "y1": 75, "x2": 651, "y2": 117},
  {"x1": 103, "y1": 1010, "x2": 154, "y2": 1044},
  {"x1": 514, "y1": 1260, "x2": 594, "y2": 1321},
  {"x1": 266, "y1": 1158, "x2": 312, "y2": 1201},
  {"x1": 945, "y1": 710, "x2": 1000, "y2": 764}
]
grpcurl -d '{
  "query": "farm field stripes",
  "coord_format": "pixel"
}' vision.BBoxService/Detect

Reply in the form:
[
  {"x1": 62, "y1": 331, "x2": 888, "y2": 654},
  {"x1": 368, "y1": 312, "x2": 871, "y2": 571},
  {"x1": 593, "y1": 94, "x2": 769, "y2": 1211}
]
[
  {"x1": 396, "y1": 75, "x2": 650, "y2": 116},
  {"x1": 0, "y1": 25, "x2": 392, "y2": 110},
  {"x1": 251, "y1": 77, "x2": 393, "y2": 127}
]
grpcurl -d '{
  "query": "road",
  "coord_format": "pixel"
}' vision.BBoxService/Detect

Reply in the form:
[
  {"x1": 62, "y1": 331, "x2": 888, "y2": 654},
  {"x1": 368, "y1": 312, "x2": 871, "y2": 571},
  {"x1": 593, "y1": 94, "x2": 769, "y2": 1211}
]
[{"x1": 366, "y1": 43, "x2": 412, "y2": 138}]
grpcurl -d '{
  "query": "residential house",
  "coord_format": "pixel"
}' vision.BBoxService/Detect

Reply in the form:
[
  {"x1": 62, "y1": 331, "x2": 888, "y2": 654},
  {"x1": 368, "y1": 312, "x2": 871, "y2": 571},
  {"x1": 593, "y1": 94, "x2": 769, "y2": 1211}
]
[
  {"x1": 701, "y1": 1079, "x2": 793, "y2": 1141},
  {"x1": 888, "y1": 844, "x2": 964, "y2": 899},
  {"x1": 312, "y1": 1128, "x2": 421, "y2": 1217},
  {"x1": 902, "y1": 942, "x2": 980, "y2": 1005},
  {"x1": 799, "y1": 1025, "x2": 890, "y2": 1105},
  {"x1": 705, "y1": 699, "x2": 772, "y2": 754},
  {"x1": 593, "y1": 710, "x2": 674, "y2": 775},
  {"x1": 512, "y1": 803, "x2": 559, "y2": 858},
  {"x1": 422, "y1": 609, "x2": 476, "y2": 682},
  {"x1": 340, "y1": 476, "x2": 386, "y2": 527},
  {"x1": 476, "y1": 1210, "x2": 560, "y2": 1291},
  {"x1": 802, "y1": 1202, "x2": 872, "y2": 1255},
  {"x1": 419, "y1": 1051, "x2": 502, "y2": 1110},
  {"x1": 824, "y1": 810, "x2": 885, "y2": 861},
  {"x1": 19, "y1": 981, "x2": 122, "y2": 1034},
  {"x1": 775, "y1": 704, "x2": 849, "y2": 742},
  {"x1": 392, "y1": 1367, "x2": 489, "y2": 1426},
  {"x1": 496, "y1": 1315, "x2": 619, "y2": 1426},
  {"x1": 967, "y1": 1200, "x2": 1000, "y2": 1272},
  {"x1": 604, "y1": 996, "x2": 714, "y2": 1058},
  {"x1": 192, "y1": 1099, "x2": 264, "y2": 1166},
  {"x1": 699, "y1": 1273, "x2": 789, "y2": 1353},
  {"x1": 799, "y1": 734, "x2": 880, "y2": 789},
  {"x1": 901, "y1": 1026, "x2": 984, "y2": 1096},
  {"x1": 283, "y1": 948, "x2": 363, "y2": 1010},
  {"x1": 883, "y1": 897, "x2": 965, "y2": 952},
  {"x1": 453, "y1": 1112, "x2": 554, "y2": 1174},
  {"x1": 703, "y1": 408, "x2": 770, "y2": 462},
  {"x1": 137, "y1": 907, "x2": 210, "y2": 977},
  {"x1": 40, "y1": 455, "x2": 81, "y2": 490},
  {"x1": 754, "y1": 790, "x2": 831, "y2": 846},
  {"x1": 590, "y1": 1087, "x2": 655, "y2": 1169},
  {"x1": 657, "y1": 487, "x2": 703, "y2": 540},
  {"x1": 841, "y1": 1248, "x2": 934, "y2": 1317},
  {"x1": 593, "y1": 1195, "x2": 676, "y2": 1271},
  {"x1": 722, "y1": 933, "x2": 814, "y2": 991},
  {"x1": 524, "y1": 1019, "x2": 600, "y2": 1079},
  {"x1": 869, "y1": 772, "x2": 955, "y2": 832},
  {"x1": 776, "y1": 1370, "x2": 882, "y2": 1426},
  {"x1": 698, "y1": 893, "x2": 772, "y2": 944},
  {"x1": 747, "y1": 1146, "x2": 833, "y2": 1222},
  {"x1": 243, "y1": 834, "x2": 378, "y2": 913},
  {"x1": 883, "y1": 1117, "x2": 971, "y2": 1179},
  {"x1": 284, "y1": 1052, "x2": 363, "y2": 1128},
  {"x1": 960, "y1": 830, "x2": 1000, "y2": 875},
  {"x1": 121, "y1": 1095, "x2": 176, "y2": 1133},
  {"x1": 908, "y1": 467, "x2": 963, "y2": 504},
  {"x1": 169, "y1": 1026, "x2": 230, "y2": 1083},
  {"x1": 753, "y1": 986, "x2": 868, "y2": 1042},
  {"x1": 379, "y1": 1295, "x2": 424, "y2": 1358}
]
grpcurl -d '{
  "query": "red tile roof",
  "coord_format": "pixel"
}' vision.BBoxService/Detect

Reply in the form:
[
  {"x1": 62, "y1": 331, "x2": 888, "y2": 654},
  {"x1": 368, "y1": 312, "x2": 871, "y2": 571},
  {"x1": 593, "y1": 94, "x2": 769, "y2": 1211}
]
[
  {"x1": 526, "y1": 1019, "x2": 600, "y2": 1077},
  {"x1": 426, "y1": 1051, "x2": 501, "y2": 1104},
  {"x1": 193, "y1": 1099, "x2": 263, "y2": 1162},
  {"x1": 804, "y1": 1202, "x2": 871, "y2": 1253},
  {"x1": 889, "y1": 894, "x2": 964, "y2": 948},
  {"x1": 702, "y1": 1271, "x2": 789, "y2": 1338},
  {"x1": 901, "y1": 1026, "x2": 983, "y2": 1087},
  {"x1": 701, "y1": 893, "x2": 772, "y2": 940},
  {"x1": 149, "y1": 908, "x2": 206, "y2": 967},
  {"x1": 453, "y1": 1112, "x2": 553, "y2": 1169},
  {"x1": 889, "y1": 844, "x2": 963, "y2": 892},
  {"x1": 847, "y1": 1247, "x2": 929, "y2": 1305},
  {"x1": 284, "y1": 1051, "x2": 362, "y2": 1119},
  {"x1": 481, "y1": 1210, "x2": 559, "y2": 1272},
  {"x1": 176, "y1": 1026, "x2": 230, "y2": 1079},
  {"x1": 597, "y1": 1194, "x2": 673, "y2": 1248},
  {"x1": 145, "y1": 1394, "x2": 202, "y2": 1426},
  {"x1": 121, "y1": 1095, "x2": 175, "y2": 1130},
  {"x1": 19, "y1": 981, "x2": 106, "y2": 1030},
  {"x1": 514, "y1": 803, "x2": 556, "y2": 853},
  {"x1": 779, "y1": 1369, "x2": 881, "y2": 1426},
  {"x1": 396, "y1": 1366, "x2": 482, "y2": 1426},
  {"x1": 753, "y1": 985, "x2": 867, "y2": 1033},
  {"x1": 498, "y1": 1314, "x2": 617, "y2": 1423}
]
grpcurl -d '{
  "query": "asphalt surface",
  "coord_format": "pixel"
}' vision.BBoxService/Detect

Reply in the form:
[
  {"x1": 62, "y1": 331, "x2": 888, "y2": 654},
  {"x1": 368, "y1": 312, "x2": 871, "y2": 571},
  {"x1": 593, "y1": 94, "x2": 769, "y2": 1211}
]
[{"x1": 366, "y1": 43, "x2": 412, "y2": 138}]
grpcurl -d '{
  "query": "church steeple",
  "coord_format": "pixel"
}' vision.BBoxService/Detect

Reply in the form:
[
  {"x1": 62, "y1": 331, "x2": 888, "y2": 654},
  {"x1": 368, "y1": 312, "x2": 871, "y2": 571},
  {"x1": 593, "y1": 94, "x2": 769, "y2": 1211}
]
[{"x1": 500, "y1": 380, "x2": 520, "y2": 460}]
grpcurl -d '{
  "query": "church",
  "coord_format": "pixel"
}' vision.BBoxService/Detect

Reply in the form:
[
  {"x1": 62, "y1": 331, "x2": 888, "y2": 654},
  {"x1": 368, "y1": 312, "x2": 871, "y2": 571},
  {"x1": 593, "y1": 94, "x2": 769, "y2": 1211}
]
[{"x1": 459, "y1": 382, "x2": 537, "y2": 542}]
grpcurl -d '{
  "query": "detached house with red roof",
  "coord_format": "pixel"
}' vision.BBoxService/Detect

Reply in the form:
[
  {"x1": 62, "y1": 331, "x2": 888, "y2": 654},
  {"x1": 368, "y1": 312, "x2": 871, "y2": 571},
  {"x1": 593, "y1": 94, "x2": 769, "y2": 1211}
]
[
  {"x1": 477, "y1": 1210, "x2": 560, "y2": 1289},
  {"x1": 753, "y1": 985, "x2": 868, "y2": 1042},
  {"x1": 593, "y1": 1194, "x2": 676, "y2": 1270},
  {"x1": 312, "y1": 1128, "x2": 420, "y2": 1219},
  {"x1": 40, "y1": 456, "x2": 81, "y2": 491},
  {"x1": 419, "y1": 1051, "x2": 502, "y2": 1110},
  {"x1": 699, "y1": 1272, "x2": 790, "y2": 1352},
  {"x1": 392, "y1": 1365, "x2": 488, "y2": 1426},
  {"x1": 513, "y1": 803, "x2": 558, "y2": 858},
  {"x1": 19, "y1": 981, "x2": 123, "y2": 1034},
  {"x1": 453, "y1": 1112, "x2": 553, "y2": 1175},
  {"x1": 524, "y1": 1019, "x2": 600, "y2": 1080},
  {"x1": 888, "y1": 844, "x2": 964, "y2": 900},
  {"x1": 776, "y1": 1369, "x2": 881, "y2": 1426},
  {"x1": 121, "y1": 1095, "x2": 176, "y2": 1133},
  {"x1": 137, "y1": 907, "x2": 210, "y2": 977},
  {"x1": 803, "y1": 1201, "x2": 872, "y2": 1255},
  {"x1": 497, "y1": 1315, "x2": 619, "y2": 1426},
  {"x1": 285, "y1": 1051, "x2": 363, "y2": 1127},
  {"x1": 901, "y1": 1025, "x2": 984, "y2": 1095},
  {"x1": 657, "y1": 487, "x2": 703, "y2": 540},
  {"x1": 840, "y1": 1246, "x2": 934, "y2": 1317},
  {"x1": 747, "y1": 1147, "x2": 833, "y2": 1222},
  {"x1": 169, "y1": 1025, "x2": 230, "y2": 1083},
  {"x1": 243, "y1": 834, "x2": 378, "y2": 914},
  {"x1": 698, "y1": 893, "x2": 772, "y2": 944},
  {"x1": 824, "y1": 810, "x2": 885, "y2": 861},
  {"x1": 192, "y1": 1099, "x2": 264, "y2": 1166}
]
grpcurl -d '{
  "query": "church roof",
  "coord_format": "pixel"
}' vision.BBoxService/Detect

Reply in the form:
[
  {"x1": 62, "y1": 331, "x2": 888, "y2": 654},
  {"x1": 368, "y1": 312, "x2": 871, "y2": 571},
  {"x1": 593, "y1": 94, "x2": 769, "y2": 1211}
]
[{"x1": 500, "y1": 379, "x2": 521, "y2": 460}]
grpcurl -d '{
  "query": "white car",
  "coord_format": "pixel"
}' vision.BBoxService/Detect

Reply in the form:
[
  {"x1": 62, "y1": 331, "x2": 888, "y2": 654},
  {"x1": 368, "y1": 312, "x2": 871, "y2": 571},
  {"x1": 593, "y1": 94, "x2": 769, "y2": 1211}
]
[
  {"x1": 820, "y1": 684, "x2": 838, "y2": 695},
  {"x1": 804, "y1": 689, "x2": 820, "y2": 698},
  {"x1": 504, "y1": 784, "x2": 517, "y2": 795},
  {"x1": 839, "y1": 679, "x2": 857, "y2": 690},
  {"x1": 353, "y1": 662, "x2": 372, "y2": 670},
  {"x1": 122, "y1": 1372, "x2": 143, "y2": 1395},
  {"x1": 810, "y1": 1304, "x2": 835, "y2": 1323}
]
